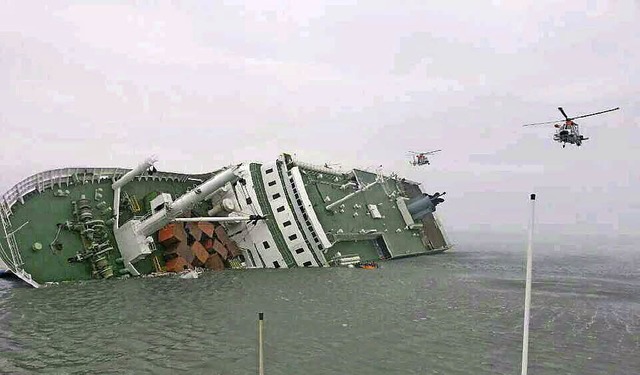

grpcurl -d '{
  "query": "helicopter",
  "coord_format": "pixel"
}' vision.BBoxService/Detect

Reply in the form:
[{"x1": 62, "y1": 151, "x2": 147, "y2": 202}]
[
  {"x1": 522, "y1": 106, "x2": 620, "y2": 148},
  {"x1": 408, "y1": 150, "x2": 441, "y2": 166}
]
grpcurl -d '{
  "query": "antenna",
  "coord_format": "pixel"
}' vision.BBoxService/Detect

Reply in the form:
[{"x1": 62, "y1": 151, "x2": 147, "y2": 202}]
[{"x1": 521, "y1": 193, "x2": 536, "y2": 375}]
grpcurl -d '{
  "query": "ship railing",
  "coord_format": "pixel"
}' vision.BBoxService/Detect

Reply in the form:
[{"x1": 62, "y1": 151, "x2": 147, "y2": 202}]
[
  {"x1": 291, "y1": 158, "x2": 348, "y2": 177},
  {"x1": 1, "y1": 167, "x2": 214, "y2": 214},
  {"x1": 0, "y1": 199, "x2": 25, "y2": 272},
  {"x1": 0, "y1": 241, "x2": 10, "y2": 268},
  {"x1": 0, "y1": 240, "x2": 14, "y2": 271}
]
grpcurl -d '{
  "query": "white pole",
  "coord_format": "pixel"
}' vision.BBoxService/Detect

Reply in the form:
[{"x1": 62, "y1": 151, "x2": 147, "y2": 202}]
[
  {"x1": 111, "y1": 156, "x2": 158, "y2": 190},
  {"x1": 521, "y1": 193, "x2": 536, "y2": 375},
  {"x1": 258, "y1": 312, "x2": 264, "y2": 375},
  {"x1": 173, "y1": 216, "x2": 253, "y2": 223},
  {"x1": 112, "y1": 156, "x2": 158, "y2": 230}
]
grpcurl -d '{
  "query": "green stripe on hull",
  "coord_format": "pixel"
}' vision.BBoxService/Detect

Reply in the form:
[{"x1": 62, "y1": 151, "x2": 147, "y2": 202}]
[{"x1": 275, "y1": 161, "x2": 324, "y2": 266}]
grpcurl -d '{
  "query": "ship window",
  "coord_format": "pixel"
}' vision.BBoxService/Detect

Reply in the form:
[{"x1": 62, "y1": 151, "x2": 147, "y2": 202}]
[
  {"x1": 273, "y1": 261, "x2": 280, "y2": 268},
  {"x1": 288, "y1": 234, "x2": 298, "y2": 241},
  {"x1": 283, "y1": 220, "x2": 291, "y2": 227},
  {"x1": 265, "y1": 168, "x2": 274, "y2": 174},
  {"x1": 303, "y1": 261, "x2": 312, "y2": 267},
  {"x1": 277, "y1": 206, "x2": 285, "y2": 213},
  {"x1": 302, "y1": 213, "x2": 308, "y2": 220},
  {"x1": 295, "y1": 248, "x2": 304, "y2": 254},
  {"x1": 262, "y1": 241, "x2": 270, "y2": 249},
  {"x1": 246, "y1": 197, "x2": 252, "y2": 205},
  {"x1": 296, "y1": 199, "x2": 302, "y2": 206},
  {"x1": 268, "y1": 181, "x2": 277, "y2": 187},
  {"x1": 272, "y1": 193, "x2": 281, "y2": 200}
]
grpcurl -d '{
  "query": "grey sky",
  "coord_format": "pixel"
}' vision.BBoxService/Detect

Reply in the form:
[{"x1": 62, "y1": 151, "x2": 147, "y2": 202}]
[{"x1": 1, "y1": 1, "x2": 638, "y2": 236}]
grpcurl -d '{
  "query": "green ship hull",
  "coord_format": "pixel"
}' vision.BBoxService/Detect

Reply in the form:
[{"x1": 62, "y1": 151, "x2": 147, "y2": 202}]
[{"x1": 0, "y1": 153, "x2": 451, "y2": 287}]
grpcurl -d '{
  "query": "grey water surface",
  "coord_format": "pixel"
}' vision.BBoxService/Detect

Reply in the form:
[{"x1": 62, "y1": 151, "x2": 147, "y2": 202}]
[{"x1": 0, "y1": 233, "x2": 638, "y2": 374}]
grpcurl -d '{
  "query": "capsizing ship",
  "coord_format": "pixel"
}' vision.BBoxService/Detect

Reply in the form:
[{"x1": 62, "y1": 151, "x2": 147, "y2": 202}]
[{"x1": 0, "y1": 153, "x2": 450, "y2": 288}]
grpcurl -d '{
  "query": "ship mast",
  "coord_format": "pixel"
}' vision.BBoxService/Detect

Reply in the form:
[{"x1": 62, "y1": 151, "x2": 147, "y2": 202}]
[{"x1": 111, "y1": 156, "x2": 158, "y2": 230}]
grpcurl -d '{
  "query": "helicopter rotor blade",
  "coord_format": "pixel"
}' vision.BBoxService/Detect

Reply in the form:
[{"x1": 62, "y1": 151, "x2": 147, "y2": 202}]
[
  {"x1": 558, "y1": 107, "x2": 569, "y2": 120},
  {"x1": 522, "y1": 120, "x2": 562, "y2": 127},
  {"x1": 568, "y1": 107, "x2": 620, "y2": 121},
  {"x1": 409, "y1": 150, "x2": 441, "y2": 155}
]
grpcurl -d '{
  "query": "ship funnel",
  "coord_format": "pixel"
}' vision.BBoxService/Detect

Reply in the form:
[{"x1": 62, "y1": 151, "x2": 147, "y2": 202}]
[{"x1": 406, "y1": 192, "x2": 446, "y2": 221}]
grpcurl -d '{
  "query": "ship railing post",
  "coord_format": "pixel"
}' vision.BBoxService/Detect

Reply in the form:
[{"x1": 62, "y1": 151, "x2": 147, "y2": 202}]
[
  {"x1": 258, "y1": 312, "x2": 264, "y2": 375},
  {"x1": 521, "y1": 193, "x2": 536, "y2": 375},
  {"x1": 0, "y1": 241, "x2": 10, "y2": 269}
]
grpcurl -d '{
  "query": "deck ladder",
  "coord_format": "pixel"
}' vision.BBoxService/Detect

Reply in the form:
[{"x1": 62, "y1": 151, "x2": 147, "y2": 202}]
[{"x1": 152, "y1": 256, "x2": 163, "y2": 273}]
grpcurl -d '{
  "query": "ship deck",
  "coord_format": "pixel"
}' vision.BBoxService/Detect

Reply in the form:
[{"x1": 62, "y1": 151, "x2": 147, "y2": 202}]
[
  {"x1": 3, "y1": 177, "x2": 198, "y2": 282},
  {"x1": 297, "y1": 167, "x2": 439, "y2": 262},
  {"x1": 0, "y1": 157, "x2": 451, "y2": 286}
]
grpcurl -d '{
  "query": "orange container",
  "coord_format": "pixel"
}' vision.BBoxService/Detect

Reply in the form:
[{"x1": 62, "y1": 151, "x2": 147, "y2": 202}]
[
  {"x1": 197, "y1": 222, "x2": 215, "y2": 238},
  {"x1": 227, "y1": 241, "x2": 241, "y2": 258},
  {"x1": 204, "y1": 253, "x2": 225, "y2": 271},
  {"x1": 191, "y1": 242, "x2": 209, "y2": 267},
  {"x1": 212, "y1": 239, "x2": 229, "y2": 260},
  {"x1": 165, "y1": 256, "x2": 192, "y2": 272},
  {"x1": 215, "y1": 225, "x2": 231, "y2": 245},
  {"x1": 202, "y1": 238, "x2": 214, "y2": 251},
  {"x1": 158, "y1": 223, "x2": 186, "y2": 246},
  {"x1": 185, "y1": 222, "x2": 203, "y2": 242}
]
